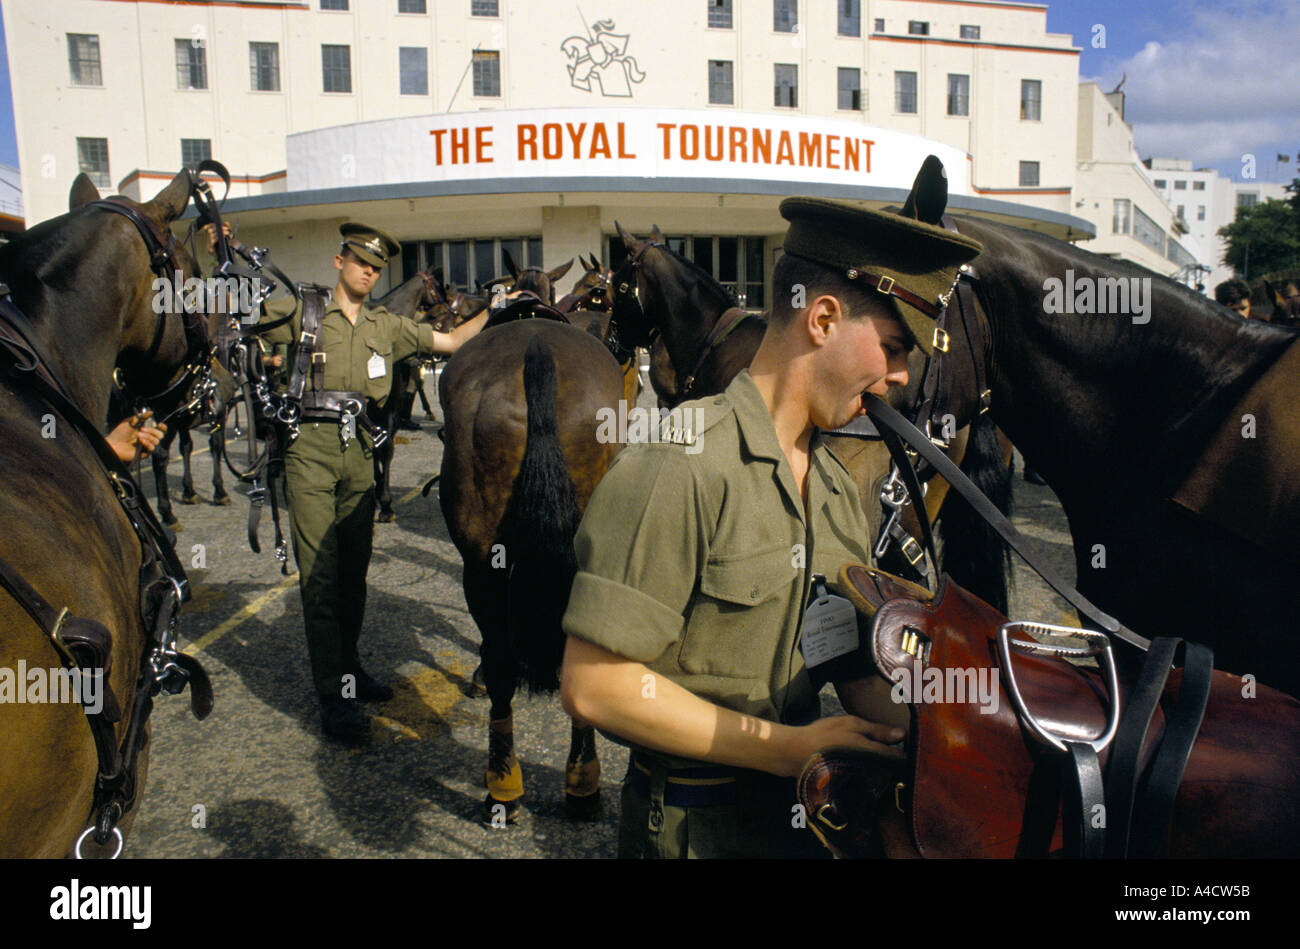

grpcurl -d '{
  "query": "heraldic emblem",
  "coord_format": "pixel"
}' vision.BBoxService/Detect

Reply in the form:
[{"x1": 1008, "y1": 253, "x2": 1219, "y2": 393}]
[{"x1": 562, "y1": 16, "x2": 646, "y2": 98}]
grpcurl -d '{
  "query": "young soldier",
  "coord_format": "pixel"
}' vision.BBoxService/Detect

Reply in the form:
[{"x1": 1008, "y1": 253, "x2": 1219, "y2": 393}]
[
  {"x1": 560, "y1": 198, "x2": 982, "y2": 857},
  {"x1": 259, "y1": 223, "x2": 488, "y2": 744},
  {"x1": 1214, "y1": 279, "x2": 1252, "y2": 319}
]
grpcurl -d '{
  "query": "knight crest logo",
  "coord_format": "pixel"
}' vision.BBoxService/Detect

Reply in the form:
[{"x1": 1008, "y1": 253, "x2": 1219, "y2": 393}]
[{"x1": 562, "y1": 17, "x2": 646, "y2": 98}]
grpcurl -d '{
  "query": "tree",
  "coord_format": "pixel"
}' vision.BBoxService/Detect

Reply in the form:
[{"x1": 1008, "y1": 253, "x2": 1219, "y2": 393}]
[{"x1": 1218, "y1": 198, "x2": 1300, "y2": 278}]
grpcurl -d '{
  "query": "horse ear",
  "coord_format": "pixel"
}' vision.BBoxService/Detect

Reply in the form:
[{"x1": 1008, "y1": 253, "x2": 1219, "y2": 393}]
[
  {"x1": 142, "y1": 168, "x2": 193, "y2": 223},
  {"x1": 501, "y1": 247, "x2": 520, "y2": 279},
  {"x1": 1265, "y1": 280, "x2": 1285, "y2": 308},
  {"x1": 616, "y1": 220, "x2": 639, "y2": 252},
  {"x1": 548, "y1": 259, "x2": 574, "y2": 283},
  {"x1": 900, "y1": 155, "x2": 949, "y2": 225},
  {"x1": 651, "y1": 224, "x2": 666, "y2": 243},
  {"x1": 586, "y1": 253, "x2": 599, "y2": 272},
  {"x1": 69, "y1": 173, "x2": 100, "y2": 210}
]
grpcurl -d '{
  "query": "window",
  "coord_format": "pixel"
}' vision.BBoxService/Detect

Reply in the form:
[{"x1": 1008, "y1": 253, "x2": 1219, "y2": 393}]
[
  {"x1": 894, "y1": 71, "x2": 917, "y2": 114},
  {"x1": 77, "y1": 138, "x2": 110, "y2": 188},
  {"x1": 471, "y1": 0, "x2": 499, "y2": 14},
  {"x1": 400, "y1": 47, "x2": 428, "y2": 95},
  {"x1": 608, "y1": 235, "x2": 765, "y2": 308},
  {"x1": 1193, "y1": 180, "x2": 1206, "y2": 191},
  {"x1": 322, "y1": 45, "x2": 351, "y2": 93},
  {"x1": 1019, "y1": 161, "x2": 1040, "y2": 187},
  {"x1": 708, "y1": 60, "x2": 733, "y2": 105},
  {"x1": 409, "y1": 236, "x2": 541, "y2": 288},
  {"x1": 67, "y1": 34, "x2": 102, "y2": 86},
  {"x1": 1020, "y1": 79, "x2": 1041, "y2": 120},
  {"x1": 837, "y1": 68, "x2": 861, "y2": 111},
  {"x1": 472, "y1": 50, "x2": 500, "y2": 97},
  {"x1": 1237, "y1": 192, "x2": 1259, "y2": 208},
  {"x1": 250, "y1": 42, "x2": 280, "y2": 92},
  {"x1": 1176, "y1": 204, "x2": 1186, "y2": 220},
  {"x1": 708, "y1": 0, "x2": 733, "y2": 29},
  {"x1": 874, "y1": 18, "x2": 885, "y2": 32},
  {"x1": 320, "y1": 0, "x2": 348, "y2": 9},
  {"x1": 1113, "y1": 198, "x2": 1131, "y2": 235},
  {"x1": 1174, "y1": 179, "x2": 1187, "y2": 190},
  {"x1": 1197, "y1": 205, "x2": 1206, "y2": 221},
  {"x1": 398, "y1": 0, "x2": 426, "y2": 12},
  {"x1": 908, "y1": 21, "x2": 929, "y2": 36},
  {"x1": 175, "y1": 38, "x2": 208, "y2": 90},
  {"x1": 960, "y1": 24, "x2": 981, "y2": 40},
  {"x1": 1153, "y1": 179, "x2": 1167, "y2": 189},
  {"x1": 180, "y1": 138, "x2": 211, "y2": 166},
  {"x1": 947, "y1": 74, "x2": 969, "y2": 116},
  {"x1": 774, "y1": 64, "x2": 798, "y2": 107},
  {"x1": 774, "y1": 0, "x2": 797, "y2": 33},
  {"x1": 1132, "y1": 204, "x2": 1165, "y2": 253},
  {"x1": 839, "y1": 0, "x2": 860, "y2": 37}
]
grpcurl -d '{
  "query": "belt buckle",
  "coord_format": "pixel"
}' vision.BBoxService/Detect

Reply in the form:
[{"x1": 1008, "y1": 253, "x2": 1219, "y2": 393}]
[{"x1": 876, "y1": 274, "x2": 896, "y2": 295}]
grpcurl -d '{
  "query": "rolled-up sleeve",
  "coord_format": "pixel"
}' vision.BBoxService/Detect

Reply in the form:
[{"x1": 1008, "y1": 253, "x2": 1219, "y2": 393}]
[
  {"x1": 562, "y1": 447, "x2": 708, "y2": 664},
  {"x1": 257, "y1": 297, "x2": 299, "y2": 347},
  {"x1": 384, "y1": 309, "x2": 435, "y2": 361}
]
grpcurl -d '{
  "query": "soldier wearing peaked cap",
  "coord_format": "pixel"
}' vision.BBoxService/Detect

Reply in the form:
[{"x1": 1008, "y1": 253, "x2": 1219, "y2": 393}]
[
  {"x1": 258, "y1": 222, "x2": 489, "y2": 744},
  {"x1": 560, "y1": 195, "x2": 982, "y2": 858}
]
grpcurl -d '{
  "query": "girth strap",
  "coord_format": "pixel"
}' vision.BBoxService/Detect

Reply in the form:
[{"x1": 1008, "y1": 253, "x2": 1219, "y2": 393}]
[{"x1": 287, "y1": 289, "x2": 327, "y2": 404}]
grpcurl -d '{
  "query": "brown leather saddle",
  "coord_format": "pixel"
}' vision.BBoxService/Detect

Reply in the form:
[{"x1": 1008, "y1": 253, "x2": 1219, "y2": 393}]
[{"x1": 797, "y1": 564, "x2": 1300, "y2": 859}]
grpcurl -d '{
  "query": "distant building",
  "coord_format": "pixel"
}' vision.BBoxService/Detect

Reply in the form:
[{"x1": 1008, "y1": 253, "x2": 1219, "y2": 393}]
[{"x1": 0, "y1": 163, "x2": 23, "y2": 236}]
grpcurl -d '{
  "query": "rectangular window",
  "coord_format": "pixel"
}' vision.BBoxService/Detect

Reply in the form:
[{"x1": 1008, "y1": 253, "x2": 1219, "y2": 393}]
[
  {"x1": 1020, "y1": 79, "x2": 1041, "y2": 120},
  {"x1": 1174, "y1": 179, "x2": 1187, "y2": 190},
  {"x1": 874, "y1": 18, "x2": 885, "y2": 32},
  {"x1": 1193, "y1": 180, "x2": 1206, "y2": 191},
  {"x1": 471, "y1": 0, "x2": 499, "y2": 14},
  {"x1": 1133, "y1": 204, "x2": 1165, "y2": 253},
  {"x1": 1112, "y1": 198, "x2": 1131, "y2": 235},
  {"x1": 1019, "y1": 161, "x2": 1040, "y2": 187},
  {"x1": 774, "y1": 0, "x2": 797, "y2": 33},
  {"x1": 474, "y1": 240, "x2": 494, "y2": 285},
  {"x1": 774, "y1": 63, "x2": 798, "y2": 108},
  {"x1": 322, "y1": 44, "x2": 352, "y2": 93},
  {"x1": 908, "y1": 21, "x2": 929, "y2": 36},
  {"x1": 1197, "y1": 205, "x2": 1206, "y2": 221},
  {"x1": 1237, "y1": 192, "x2": 1259, "y2": 208},
  {"x1": 894, "y1": 71, "x2": 917, "y2": 114},
  {"x1": 77, "y1": 137, "x2": 110, "y2": 188},
  {"x1": 400, "y1": 47, "x2": 428, "y2": 95},
  {"x1": 709, "y1": 60, "x2": 734, "y2": 105},
  {"x1": 180, "y1": 138, "x2": 211, "y2": 166},
  {"x1": 1176, "y1": 204, "x2": 1186, "y2": 219},
  {"x1": 175, "y1": 38, "x2": 208, "y2": 90},
  {"x1": 249, "y1": 42, "x2": 280, "y2": 92},
  {"x1": 472, "y1": 50, "x2": 500, "y2": 97},
  {"x1": 839, "y1": 0, "x2": 860, "y2": 37},
  {"x1": 67, "y1": 34, "x2": 102, "y2": 86},
  {"x1": 398, "y1": 0, "x2": 426, "y2": 12},
  {"x1": 1153, "y1": 179, "x2": 1167, "y2": 189},
  {"x1": 837, "y1": 68, "x2": 861, "y2": 111},
  {"x1": 961, "y1": 24, "x2": 981, "y2": 40},
  {"x1": 708, "y1": 0, "x2": 733, "y2": 30},
  {"x1": 320, "y1": 0, "x2": 348, "y2": 9},
  {"x1": 947, "y1": 74, "x2": 969, "y2": 116}
]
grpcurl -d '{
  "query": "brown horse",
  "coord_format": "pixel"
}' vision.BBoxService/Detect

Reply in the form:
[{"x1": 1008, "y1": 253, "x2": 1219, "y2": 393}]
[
  {"x1": 438, "y1": 309, "x2": 625, "y2": 822},
  {"x1": 0, "y1": 170, "x2": 213, "y2": 857}
]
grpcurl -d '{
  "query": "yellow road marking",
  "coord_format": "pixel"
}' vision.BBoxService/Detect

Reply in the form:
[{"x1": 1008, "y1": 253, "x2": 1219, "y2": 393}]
[{"x1": 186, "y1": 577, "x2": 297, "y2": 653}]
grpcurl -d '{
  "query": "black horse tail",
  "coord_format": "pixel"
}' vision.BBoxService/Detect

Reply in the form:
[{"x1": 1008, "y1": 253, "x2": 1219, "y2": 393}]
[
  {"x1": 497, "y1": 335, "x2": 580, "y2": 693},
  {"x1": 938, "y1": 412, "x2": 1013, "y2": 614}
]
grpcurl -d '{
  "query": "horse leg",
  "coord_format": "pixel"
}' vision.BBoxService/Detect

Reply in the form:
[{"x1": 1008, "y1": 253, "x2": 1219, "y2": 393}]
[
  {"x1": 152, "y1": 436, "x2": 179, "y2": 529},
  {"x1": 179, "y1": 423, "x2": 199, "y2": 504},
  {"x1": 564, "y1": 718, "x2": 601, "y2": 820},
  {"x1": 373, "y1": 435, "x2": 395, "y2": 522},
  {"x1": 209, "y1": 427, "x2": 230, "y2": 505},
  {"x1": 481, "y1": 638, "x2": 524, "y2": 825}
]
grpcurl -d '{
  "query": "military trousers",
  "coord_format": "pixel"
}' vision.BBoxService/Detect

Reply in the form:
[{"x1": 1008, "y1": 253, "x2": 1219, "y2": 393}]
[
  {"x1": 283, "y1": 422, "x2": 376, "y2": 700},
  {"x1": 617, "y1": 755, "x2": 829, "y2": 859}
]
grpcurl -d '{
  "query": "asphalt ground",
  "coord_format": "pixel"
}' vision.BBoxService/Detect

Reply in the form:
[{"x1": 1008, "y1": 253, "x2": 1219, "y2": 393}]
[{"x1": 125, "y1": 376, "x2": 1079, "y2": 860}]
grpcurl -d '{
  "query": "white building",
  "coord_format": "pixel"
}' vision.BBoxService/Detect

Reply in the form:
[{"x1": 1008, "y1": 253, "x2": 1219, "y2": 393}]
[
  {"x1": 5, "y1": 0, "x2": 1106, "y2": 300},
  {"x1": 0, "y1": 163, "x2": 22, "y2": 236}
]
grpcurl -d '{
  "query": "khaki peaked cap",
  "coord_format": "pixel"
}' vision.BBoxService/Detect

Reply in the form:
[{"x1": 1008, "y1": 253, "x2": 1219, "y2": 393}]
[
  {"x1": 339, "y1": 222, "x2": 400, "y2": 268},
  {"x1": 779, "y1": 197, "x2": 983, "y2": 355}
]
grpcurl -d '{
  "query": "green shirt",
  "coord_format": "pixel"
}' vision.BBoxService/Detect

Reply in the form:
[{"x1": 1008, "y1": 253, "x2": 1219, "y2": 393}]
[
  {"x1": 258, "y1": 294, "x2": 436, "y2": 408},
  {"x1": 562, "y1": 370, "x2": 873, "y2": 738}
]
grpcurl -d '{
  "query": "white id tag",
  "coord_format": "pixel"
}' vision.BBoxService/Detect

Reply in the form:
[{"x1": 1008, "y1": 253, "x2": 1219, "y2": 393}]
[
  {"x1": 800, "y1": 593, "x2": 859, "y2": 667},
  {"x1": 367, "y1": 351, "x2": 386, "y2": 379}
]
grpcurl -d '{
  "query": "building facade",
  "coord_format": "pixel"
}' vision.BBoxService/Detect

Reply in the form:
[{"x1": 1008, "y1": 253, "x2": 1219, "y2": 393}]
[{"x1": 7, "y1": 0, "x2": 1108, "y2": 299}]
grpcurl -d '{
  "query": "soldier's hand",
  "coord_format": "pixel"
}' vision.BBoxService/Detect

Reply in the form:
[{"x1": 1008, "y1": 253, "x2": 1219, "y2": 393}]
[
  {"x1": 786, "y1": 715, "x2": 905, "y2": 776},
  {"x1": 202, "y1": 221, "x2": 233, "y2": 255}
]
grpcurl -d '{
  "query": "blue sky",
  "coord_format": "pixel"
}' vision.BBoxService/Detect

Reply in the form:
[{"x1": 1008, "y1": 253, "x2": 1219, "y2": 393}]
[{"x1": 0, "y1": 1, "x2": 1295, "y2": 184}]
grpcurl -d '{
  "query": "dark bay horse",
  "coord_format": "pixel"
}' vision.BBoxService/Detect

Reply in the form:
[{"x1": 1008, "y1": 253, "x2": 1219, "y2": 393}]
[
  {"x1": 934, "y1": 213, "x2": 1300, "y2": 697},
  {"x1": 0, "y1": 170, "x2": 211, "y2": 857},
  {"x1": 438, "y1": 291, "x2": 625, "y2": 823}
]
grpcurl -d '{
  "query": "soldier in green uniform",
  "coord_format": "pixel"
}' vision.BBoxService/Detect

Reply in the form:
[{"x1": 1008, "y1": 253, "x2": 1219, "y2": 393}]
[
  {"x1": 258, "y1": 223, "x2": 488, "y2": 744},
  {"x1": 559, "y1": 198, "x2": 982, "y2": 857}
]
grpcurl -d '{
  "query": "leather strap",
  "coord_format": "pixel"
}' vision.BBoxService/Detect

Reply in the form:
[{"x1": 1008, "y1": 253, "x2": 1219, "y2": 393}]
[
  {"x1": 286, "y1": 289, "x2": 326, "y2": 403},
  {"x1": 1062, "y1": 743, "x2": 1106, "y2": 859},
  {"x1": 781, "y1": 249, "x2": 942, "y2": 319},
  {"x1": 681, "y1": 306, "x2": 751, "y2": 396}
]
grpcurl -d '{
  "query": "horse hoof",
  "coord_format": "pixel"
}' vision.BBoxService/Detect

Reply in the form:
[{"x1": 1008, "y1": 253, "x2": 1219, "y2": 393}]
[
  {"x1": 181, "y1": 494, "x2": 199, "y2": 505},
  {"x1": 377, "y1": 510, "x2": 396, "y2": 523},
  {"x1": 213, "y1": 494, "x2": 232, "y2": 506},
  {"x1": 167, "y1": 519, "x2": 183, "y2": 531},
  {"x1": 464, "y1": 664, "x2": 488, "y2": 698},
  {"x1": 564, "y1": 790, "x2": 601, "y2": 821},
  {"x1": 482, "y1": 794, "x2": 524, "y2": 827}
]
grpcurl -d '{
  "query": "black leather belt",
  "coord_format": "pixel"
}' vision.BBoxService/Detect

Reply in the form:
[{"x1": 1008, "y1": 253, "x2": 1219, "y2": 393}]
[{"x1": 299, "y1": 389, "x2": 366, "y2": 420}]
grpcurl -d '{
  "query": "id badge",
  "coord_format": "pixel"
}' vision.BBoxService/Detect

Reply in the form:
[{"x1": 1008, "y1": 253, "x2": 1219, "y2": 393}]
[
  {"x1": 800, "y1": 576, "x2": 859, "y2": 668},
  {"x1": 367, "y1": 351, "x2": 386, "y2": 379}
]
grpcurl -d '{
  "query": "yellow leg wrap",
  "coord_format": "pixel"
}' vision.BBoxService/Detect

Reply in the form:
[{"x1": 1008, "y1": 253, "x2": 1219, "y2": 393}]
[
  {"x1": 485, "y1": 760, "x2": 524, "y2": 803},
  {"x1": 565, "y1": 756, "x2": 601, "y2": 799}
]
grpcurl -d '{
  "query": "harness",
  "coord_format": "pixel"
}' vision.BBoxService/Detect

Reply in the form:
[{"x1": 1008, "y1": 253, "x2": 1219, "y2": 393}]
[{"x1": 0, "y1": 192, "x2": 216, "y2": 858}]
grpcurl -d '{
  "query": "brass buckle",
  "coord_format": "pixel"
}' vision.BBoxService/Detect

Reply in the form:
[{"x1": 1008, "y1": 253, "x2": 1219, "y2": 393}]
[
  {"x1": 900, "y1": 536, "x2": 924, "y2": 567},
  {"x1": 311, "y1": 352, "x2": 326, "y2": 364},
  {"x1": 876, "y1": 274, "x2": 895, "y2": 295},
  {"x1": 932, "y1": 327, "x2": 950, "y2": 352}
]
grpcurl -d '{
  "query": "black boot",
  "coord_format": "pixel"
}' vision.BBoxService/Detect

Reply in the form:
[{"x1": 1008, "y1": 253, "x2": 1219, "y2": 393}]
[{"x1": 321, "y1": 696, "x2": 371, "y2": 745}]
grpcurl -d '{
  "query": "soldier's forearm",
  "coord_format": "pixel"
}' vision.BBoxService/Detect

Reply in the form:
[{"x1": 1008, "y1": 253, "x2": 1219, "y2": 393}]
[{"x1": 434, "y1": 310, "x2": 489, "y2": 355}]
